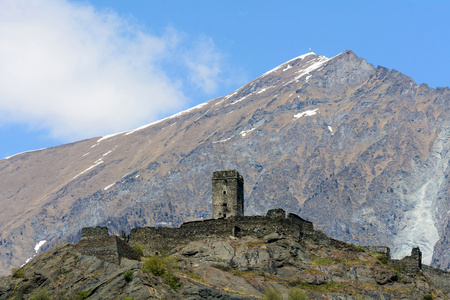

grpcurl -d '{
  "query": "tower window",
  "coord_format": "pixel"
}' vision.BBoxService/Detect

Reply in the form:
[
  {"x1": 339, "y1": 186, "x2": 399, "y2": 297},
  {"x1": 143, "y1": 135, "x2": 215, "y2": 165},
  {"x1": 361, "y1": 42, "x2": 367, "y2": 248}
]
[{"x1": 223, "y1": 190, "x2": 227, "y2": 195}]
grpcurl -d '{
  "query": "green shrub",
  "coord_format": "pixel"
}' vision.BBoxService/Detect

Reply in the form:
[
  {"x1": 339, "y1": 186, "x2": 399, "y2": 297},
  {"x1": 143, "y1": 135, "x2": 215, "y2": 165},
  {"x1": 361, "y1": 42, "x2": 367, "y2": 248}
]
[
  {"x1": 423, "y1": 295, "x2": 433, "y2": 300},
  {"x1": 11, "y1": 267, "x2": 25, "y2": 278},
  {"x1": 132, "y1": 244, "x2": 144, "y2": 256},
  {"x1": 124, "y1": 269, "x2": 133, "y2": 282},
  {"x1": 353, "y1": 246, "x2": 366, "y2": 252},
  {"x1": 144, "y1": 255, "x2": 176, "y2": 276},
  {"x1": 123, "y1": 298, "x2": 135, "y2": 300},
  {"x1": 288, "y1": 288, "x2": 309, "y2": 300},
  {"x1": 29, "y1": 287, "x2": 51, "y2": 300},
  {"x1": 76, "y1": 289, "x2": 91, "y2": 299},
  {"x1": 263, "y1": 286, "x2": 283, "y2": 300},
  {"x1": 143, "y1": 255, "x2": 181, "y2": 290},
  {"x1": 377, "y1": 256, "x2": 388, "y2": 264}
]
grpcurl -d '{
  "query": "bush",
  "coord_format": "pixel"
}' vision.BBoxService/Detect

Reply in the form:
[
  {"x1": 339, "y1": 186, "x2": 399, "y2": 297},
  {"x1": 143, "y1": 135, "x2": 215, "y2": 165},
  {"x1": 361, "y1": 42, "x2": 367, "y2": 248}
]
[
  {"x1": 11, "y1": 267, "x2": 25, "y2": 278},
  {"x1": 288, "y1": 288, "x2": 309, "y2": 300},
  {"x1": 424, "y1": 295, "x2": 433, "y2": 300},
  {"x1": 29, "y1": 287, "x2": 51, "y2": 300},
  {"x1": 124, "y1": 269, "x2": 133, "y2": 282},
  {"x1": 132, "y1": 244, "x2": 144, "y2": 256},
  {"x1": 144, "y1": 255, "x2": 176, "y2": 276},
  {"x1": 263, "y1": 286, "x2": 283, "y2": 300},
  {"x1": 377, "y1": 256, "x2": 388, "y2": 264},
  {"x1": 143, "y1": 255, "x2": 181, "y2": 290}
]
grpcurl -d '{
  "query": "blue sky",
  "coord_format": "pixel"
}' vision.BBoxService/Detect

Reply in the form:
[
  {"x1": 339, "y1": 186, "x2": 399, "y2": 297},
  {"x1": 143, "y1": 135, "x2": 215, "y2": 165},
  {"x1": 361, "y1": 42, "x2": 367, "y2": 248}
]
[{"x1": 0, "y1": 0, "x2": 449, "y2": 159}]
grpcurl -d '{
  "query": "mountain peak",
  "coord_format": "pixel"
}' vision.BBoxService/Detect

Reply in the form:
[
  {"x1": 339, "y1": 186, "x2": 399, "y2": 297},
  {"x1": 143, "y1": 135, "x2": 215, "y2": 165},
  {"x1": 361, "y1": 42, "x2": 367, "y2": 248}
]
[{"x1": 0, "y1": 51, "x2": 449, "y2": 276}]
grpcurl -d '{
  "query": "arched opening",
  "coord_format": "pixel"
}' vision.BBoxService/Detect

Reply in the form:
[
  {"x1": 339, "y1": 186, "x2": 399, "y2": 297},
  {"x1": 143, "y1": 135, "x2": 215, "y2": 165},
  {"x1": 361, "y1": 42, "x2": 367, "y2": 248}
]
[{"x1": 233, "y1": 226, "x2": 241, "y2": 238}]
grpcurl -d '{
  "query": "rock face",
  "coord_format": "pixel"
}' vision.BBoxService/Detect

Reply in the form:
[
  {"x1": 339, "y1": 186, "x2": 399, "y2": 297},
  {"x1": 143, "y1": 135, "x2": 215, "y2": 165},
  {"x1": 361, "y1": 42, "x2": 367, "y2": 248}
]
[
  {"x1": 1, "y1": 216, "x2": 450, "y2": 300},
  {"x1": 0, "y1": 50, "x2": 449, "y2": 275}
]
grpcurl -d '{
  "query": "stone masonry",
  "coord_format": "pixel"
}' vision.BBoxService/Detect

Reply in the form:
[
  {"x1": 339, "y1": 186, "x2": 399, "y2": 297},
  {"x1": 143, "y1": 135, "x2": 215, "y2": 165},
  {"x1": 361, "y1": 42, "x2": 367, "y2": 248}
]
[
  {"x1": 76, "y1": 227, "x2": 140, "y2": 264},
  {"x1": 212, "y1": 170, "x2": 244, "y2": 219}
]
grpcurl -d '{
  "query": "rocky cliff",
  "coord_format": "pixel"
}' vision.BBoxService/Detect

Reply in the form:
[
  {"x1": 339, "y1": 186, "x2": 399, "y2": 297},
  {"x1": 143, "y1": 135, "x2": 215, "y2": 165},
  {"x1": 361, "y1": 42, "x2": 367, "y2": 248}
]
[
  {"x1": 1, "y1": 216, "x2": 450, "y2": 300},
  {"x1": 0, "y1": 50, "x2": 449, "y2": 276}
]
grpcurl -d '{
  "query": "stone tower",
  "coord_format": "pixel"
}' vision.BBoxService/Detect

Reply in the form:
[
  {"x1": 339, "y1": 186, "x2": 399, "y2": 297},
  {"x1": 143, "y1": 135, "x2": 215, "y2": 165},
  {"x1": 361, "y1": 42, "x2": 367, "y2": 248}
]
[{"x1": 212, "y1": 170, "x2": 244, "y2": 219}]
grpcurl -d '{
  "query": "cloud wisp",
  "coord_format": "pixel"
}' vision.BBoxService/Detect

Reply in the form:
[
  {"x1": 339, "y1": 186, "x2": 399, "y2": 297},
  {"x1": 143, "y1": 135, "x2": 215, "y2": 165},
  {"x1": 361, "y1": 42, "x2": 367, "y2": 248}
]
[{"x1": 0, "y1": 0, "x2": 234, "y2": 141}]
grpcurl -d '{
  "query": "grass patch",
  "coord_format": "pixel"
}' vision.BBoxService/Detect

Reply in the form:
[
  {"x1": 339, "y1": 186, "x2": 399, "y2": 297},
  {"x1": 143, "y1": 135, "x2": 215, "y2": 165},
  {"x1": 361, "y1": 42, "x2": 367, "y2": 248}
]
[
  {"x1": 352, "y1": 246, "x2": 366, "y2": 252},
  {"x1": 29, "y1": 287, "x2": 51, "y2": 300},
  {"x1": 11, "y1": 267, "x2": 25, "y2": 278},
  {"x1": 288, "y1": 281, "x2": 346, "y2": 293},
  {"x1": 303, "y1": 268, "x2": 326, "y2": 275},
  {"x1": 311, "y1": 256, "x2": 337, "y2": 266},
  {"x1": 76, "y1": 289, "x2": 91, "y2": 299},
  {"x1": 185, "y1": 271, "x2": 205, "y2": 282},
  {"x1": 211, "y1": 263, "x2": 233, "y2": 272}
]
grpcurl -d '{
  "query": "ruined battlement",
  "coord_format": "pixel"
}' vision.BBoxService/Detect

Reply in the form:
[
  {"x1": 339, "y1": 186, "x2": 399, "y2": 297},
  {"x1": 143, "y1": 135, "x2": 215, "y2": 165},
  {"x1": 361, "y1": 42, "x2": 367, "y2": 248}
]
[
  {"x1": 361, "y1": 246, "x2": 391, "y2": 258},
  {"x1": 128, "y1": 208, "x2": 316, "y2": 256},
  {"x1": 76, "y1": 226, "x2": 140, "y2": 264},
  {"x1": 391, "y1": 247, "x2": 422, "y2": 273},
  {"x1": 81, "y1": 226, "x2": 109, "y2": 238}
]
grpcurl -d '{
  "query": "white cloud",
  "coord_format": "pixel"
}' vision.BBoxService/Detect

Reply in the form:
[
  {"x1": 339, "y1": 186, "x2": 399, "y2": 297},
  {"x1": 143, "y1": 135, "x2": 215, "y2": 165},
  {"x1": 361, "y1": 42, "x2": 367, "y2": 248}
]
[
  {"x1": 0, "y1": 0, "x2": 230, "y2": 141},
  {"x1": 184, "y1": 36, "x2": 223, "y2": 94}
]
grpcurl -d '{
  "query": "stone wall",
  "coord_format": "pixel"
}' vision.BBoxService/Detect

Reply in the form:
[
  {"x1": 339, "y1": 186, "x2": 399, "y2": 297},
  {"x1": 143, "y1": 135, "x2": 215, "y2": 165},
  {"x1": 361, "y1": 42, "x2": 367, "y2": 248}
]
[
  {"x1": 361, "y1": 246, "x2": 391, "y2": 258},
  {"x1": 81, "y1": 226, "x2": 109, "y2": 238},
  {"x1": 128, "y1": 209, "x2": 330, "y2": 256},
  {"x1": 390, "y1": 247, "x2": 422, "y2": 274},
  {"x1": 76, "y1": 226, "x2": 140, "y2": 264}
]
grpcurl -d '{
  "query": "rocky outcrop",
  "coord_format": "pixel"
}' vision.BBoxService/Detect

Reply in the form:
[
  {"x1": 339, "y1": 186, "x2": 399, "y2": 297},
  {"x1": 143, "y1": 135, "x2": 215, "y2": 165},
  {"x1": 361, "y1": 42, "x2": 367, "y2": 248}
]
[{"x1": 2, "y1": 227, "x2": 450, "y2": 299}]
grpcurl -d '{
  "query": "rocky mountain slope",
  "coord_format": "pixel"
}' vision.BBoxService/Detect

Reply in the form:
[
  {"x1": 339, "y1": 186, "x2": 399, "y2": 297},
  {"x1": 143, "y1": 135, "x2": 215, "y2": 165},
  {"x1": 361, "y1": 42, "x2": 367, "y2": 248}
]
[
  {"x1": 1, "y1": 220, "x2": 450, "y2": 300},
  {"x1": 0, "y1": 50, "x2": 449, "y2": 276}
]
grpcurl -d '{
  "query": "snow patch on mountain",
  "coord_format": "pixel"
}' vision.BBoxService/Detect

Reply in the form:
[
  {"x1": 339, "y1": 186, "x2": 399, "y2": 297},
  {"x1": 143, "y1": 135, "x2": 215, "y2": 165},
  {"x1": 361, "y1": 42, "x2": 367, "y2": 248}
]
[
  {"x1": 125, "y1": 102, "x2": 209, "y2": 136},
  {"x1": 97, "y1": 132, "x2": 123, "y2": 143},
  {"x1": 294, "y1": 109, "x2": 318, "y2": 119},
  {"x1": 73, "y1": 159, "x2": 104, "y2": 179},
  {"x1": 262, "y1": 52, "x2": 318, "y2": 76},
  {"x1": 4, "y1": 148, "x2": 45, "y2": 160},
  {"x1": 34, "y1": 240, "x2": 46, "y2": 253},
  {"x1": 240, "y1": 128, "x2": 256, "y2": 137},
  {"x1": 104, "y1": 183, "x2": 115, "y2": 191}
]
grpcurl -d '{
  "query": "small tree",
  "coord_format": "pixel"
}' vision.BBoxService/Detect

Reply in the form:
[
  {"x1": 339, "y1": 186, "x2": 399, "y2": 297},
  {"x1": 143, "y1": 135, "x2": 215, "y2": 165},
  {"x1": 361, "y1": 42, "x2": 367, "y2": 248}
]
[
  {"x1": 263, "y1": 286, "x2": 283, "y2": 300},
  {"x1": 288, "y1": 288, "x2": 309, "y2": 300}
]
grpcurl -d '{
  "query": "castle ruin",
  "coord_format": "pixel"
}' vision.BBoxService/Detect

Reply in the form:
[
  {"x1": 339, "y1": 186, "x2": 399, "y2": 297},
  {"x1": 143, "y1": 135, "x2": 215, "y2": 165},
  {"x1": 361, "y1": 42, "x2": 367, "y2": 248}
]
[{"x1": 77, "y1": 170, "x2": 423, "y2": 275}]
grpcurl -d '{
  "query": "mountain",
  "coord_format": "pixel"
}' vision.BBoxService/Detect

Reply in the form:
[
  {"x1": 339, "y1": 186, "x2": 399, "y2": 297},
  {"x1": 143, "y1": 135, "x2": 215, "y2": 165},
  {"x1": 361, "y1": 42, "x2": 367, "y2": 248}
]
[{"x1": 0, "y1": 50, "x2": 449, "y2": 276}]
